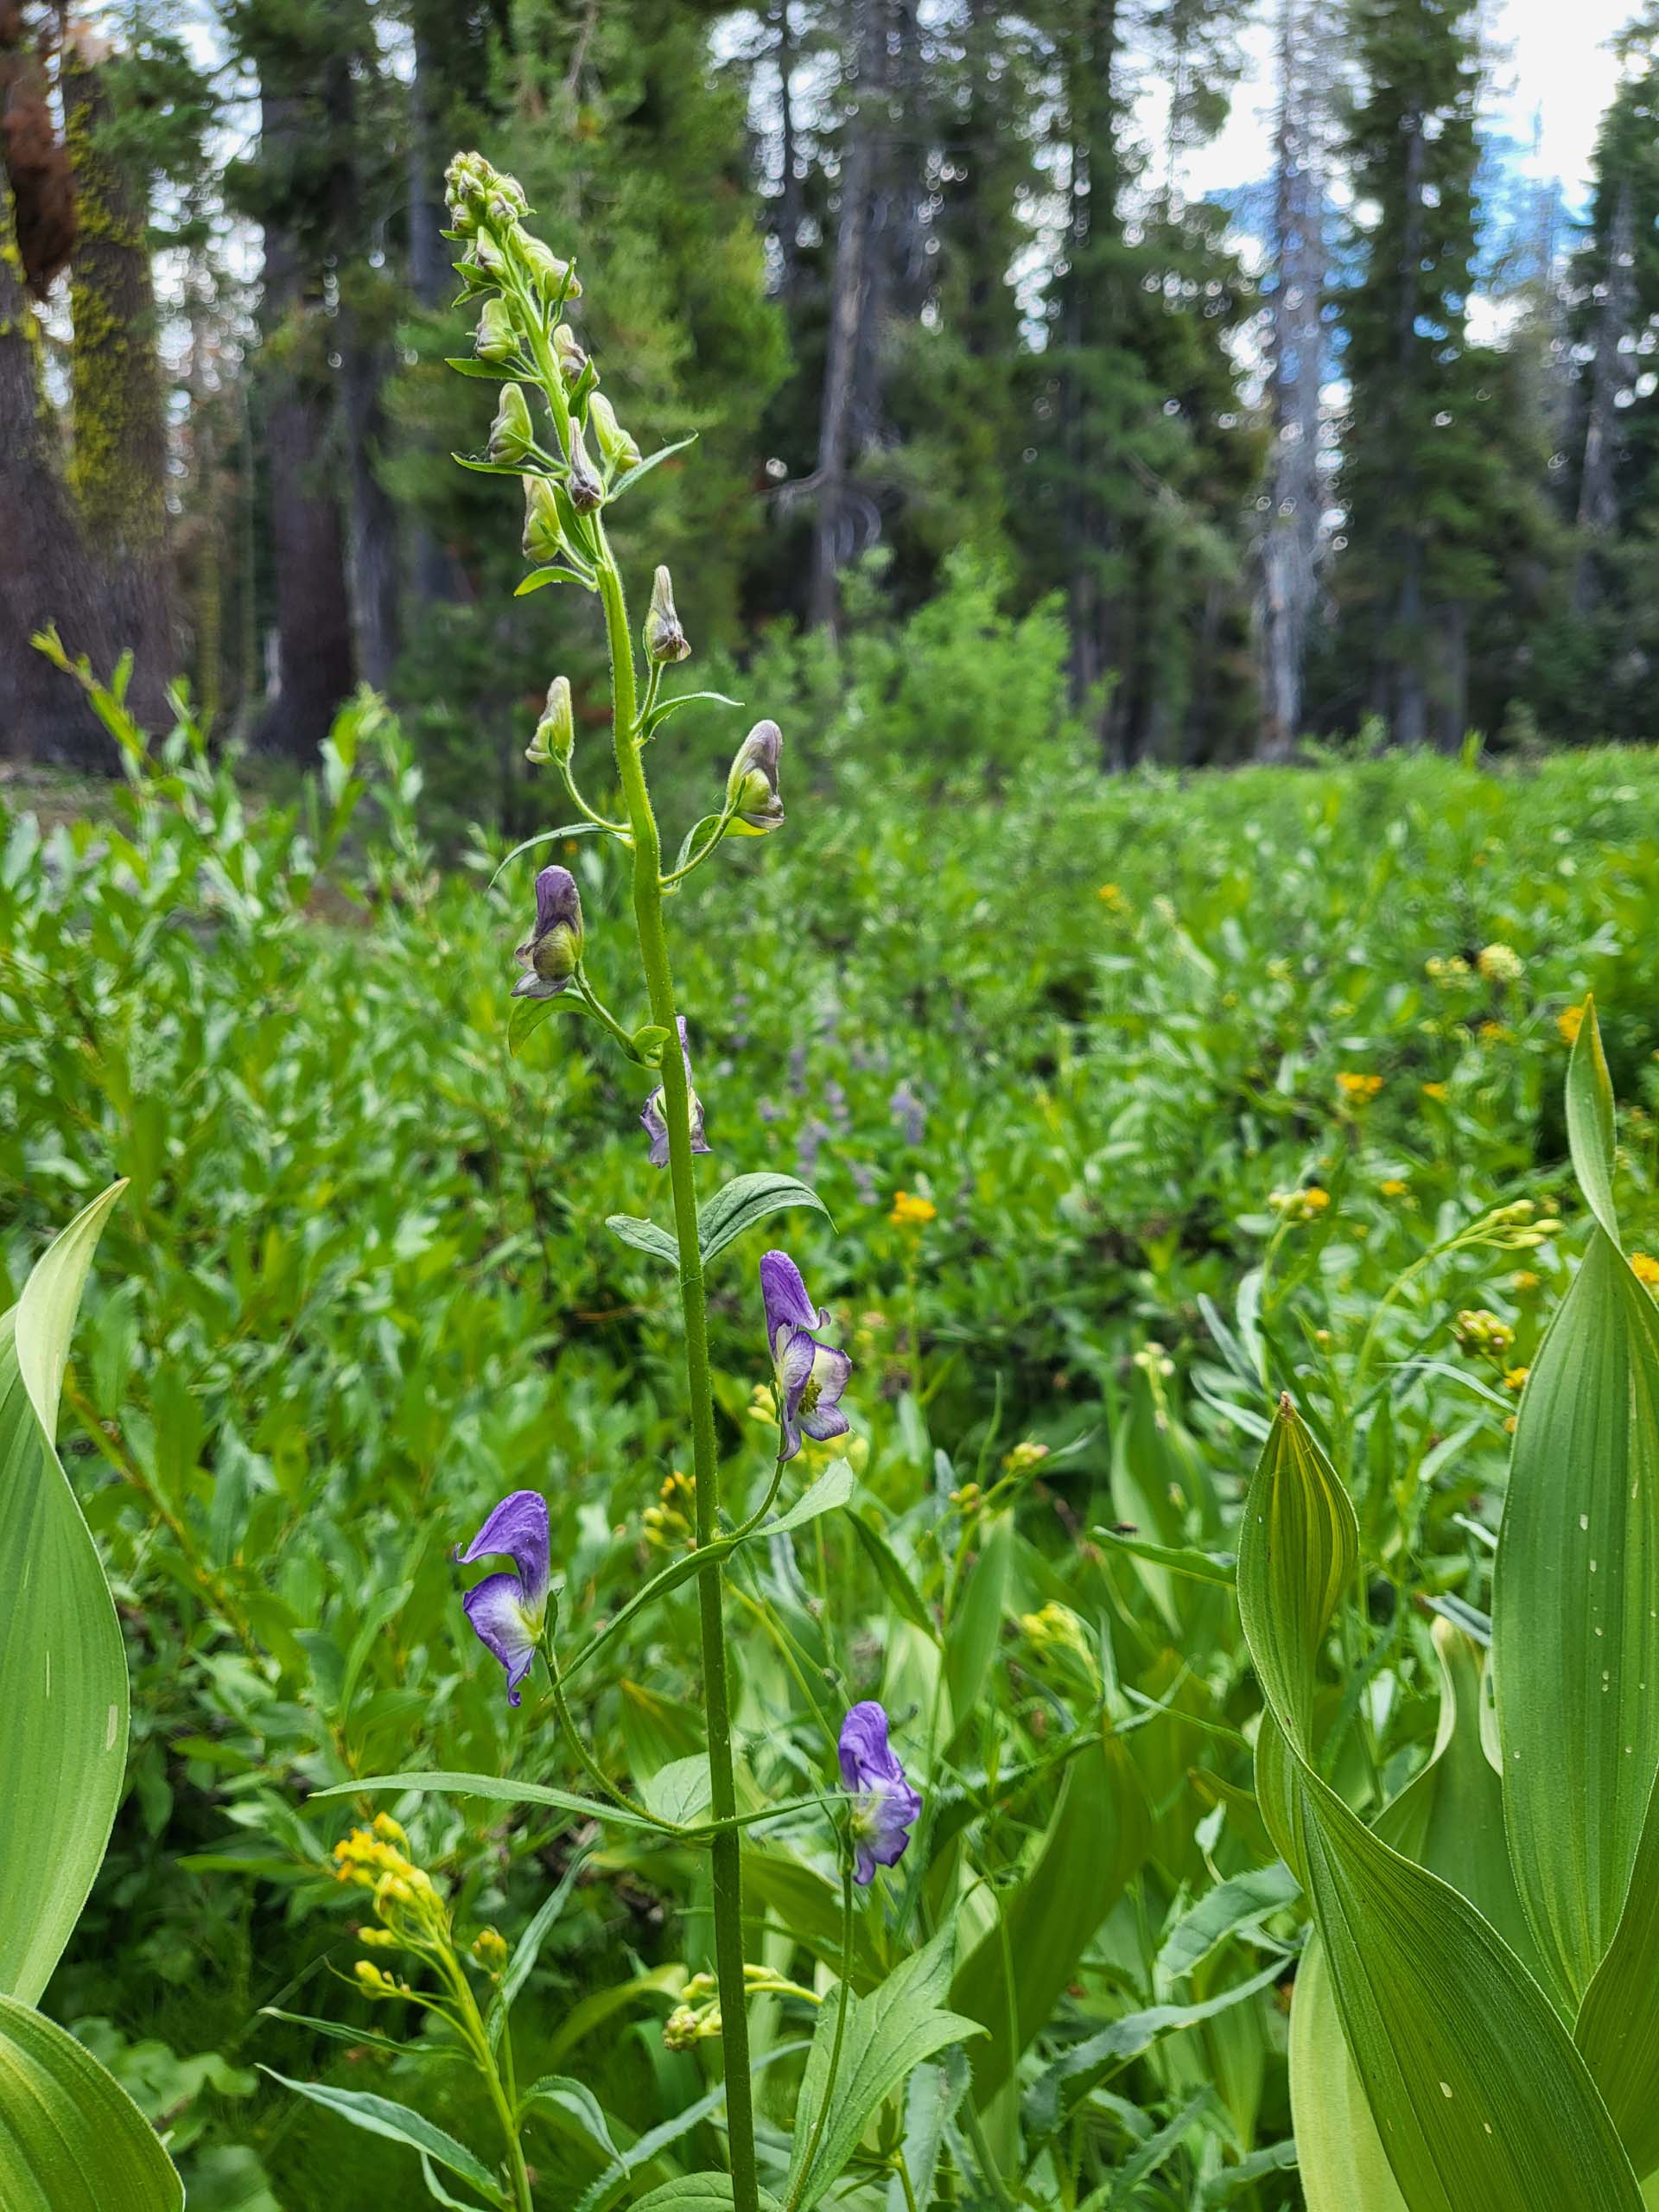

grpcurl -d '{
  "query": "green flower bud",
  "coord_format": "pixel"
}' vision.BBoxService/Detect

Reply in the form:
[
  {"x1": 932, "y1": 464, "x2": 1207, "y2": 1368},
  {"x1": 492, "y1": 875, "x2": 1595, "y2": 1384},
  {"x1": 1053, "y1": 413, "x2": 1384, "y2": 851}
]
[
  {"x1": 526, "y1": 676, "x2": 575, "y2": 766},
  {"x1": 723, "y1": 719, "x2": 785, "y2": 833},
  {"x1": 522, "y1": 476, "x2": 565, "y2": 563},
  {"x1": 553, "y1": 323, "x2": 589, "y2": 385},
  {"x1": 644, "y1": 565, "x2": 690, "y2": 663},
  {"x1": 474, "y1": 297, "x2": 516, "y2": 363},
  {"x1": 566, "y1": 423, "x2": 604, "y2": 514},
  {"x1": 489, "y1": 383, "x2": 535, "y2": 465},
  {"x1": 588, "y1": 392, "x2": 641, "y2": 473},
  {"x1": 455, "y1": 231, "x2": 506, "y2": 295},
  {"x1": 523, "y1": 236, "x2": 582, "y2": 304}
]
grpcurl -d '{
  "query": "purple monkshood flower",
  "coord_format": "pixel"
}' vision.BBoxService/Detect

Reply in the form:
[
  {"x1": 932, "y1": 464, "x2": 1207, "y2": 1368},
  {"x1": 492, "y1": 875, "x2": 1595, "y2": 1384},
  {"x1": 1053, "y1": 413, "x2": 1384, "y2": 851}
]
[
  {"x1": 454, "y1": 1491, "x2": 550, "y2": 1707},
  {"x1": 760, "y1": 1249, "x2": 852, "y2": 1462},
  {"x1": 839, "y1": 1701, "x2": 922, "y2": 1885},
  {"x1": 512, "y1": 866, "x2": 583, "y2": 1000},
  {"x1": 640, "y1": 1016, "x2": 711, "y2": 1167}
]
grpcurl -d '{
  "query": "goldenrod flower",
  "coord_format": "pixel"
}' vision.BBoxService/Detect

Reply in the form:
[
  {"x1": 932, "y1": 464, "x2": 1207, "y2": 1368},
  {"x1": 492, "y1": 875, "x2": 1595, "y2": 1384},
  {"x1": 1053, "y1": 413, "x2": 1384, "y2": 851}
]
[
  {"x1": 1558, "y1": 1003, "x2": 1586, "y2": 1046},
  {"x1": 1379, "y1": 1178, "x2": 1409, "y2": 1199},
  {"x1": 1422, "y1": 1082, "x2": 1448, "y2": 1102},
  {"x1": 1478, "y1": 943, "x2": 1524, "y2": 985},
  {"x1": 1337, "y1": 1071, "x2": 1383, "y2": 1103},
  {"x1": 1097, "y1": 883, "x2": 1124, "y2": 908},
  {"x1": 1510, "y1": 1269, "x2": 1541, "y2": 1293},
  {"x1": 889, "y1": 1190, "x2": 937, "y2": 1230},
  {"x1": 1269, "y1": 1187, "x2": 1331, "y2": 1223},
  {"x1": 1503, "y1": 1366, "x2": 1530, "y2": 1392},
  {"x1": 1478, "y1": 1020, "x2": 1510, "y2": 1044},
  {"x1": 1455, "y1": 1309, "x2": 1514, "y2": 1359},
  {"x1": 1633, "y1": 1253, "x2": 1659, "y2": 1288},
  {"x1": 471, "y1": 1928, "x2": 510, "y2": 1968},
  {"x1": 1002, "y1": 1440, "x2": 1051, "y2": 1474}
]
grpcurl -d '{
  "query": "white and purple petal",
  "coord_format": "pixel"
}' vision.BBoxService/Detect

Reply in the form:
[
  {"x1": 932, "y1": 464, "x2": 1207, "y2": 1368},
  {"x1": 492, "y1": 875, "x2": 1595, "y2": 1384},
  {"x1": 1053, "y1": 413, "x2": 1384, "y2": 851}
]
[
  {"x1": 462, "y1": 1570, "x2": 542, "y2": 1707},
  {"x1": 458, "y1": 1489, "x2": 550, "y2": 1609}
]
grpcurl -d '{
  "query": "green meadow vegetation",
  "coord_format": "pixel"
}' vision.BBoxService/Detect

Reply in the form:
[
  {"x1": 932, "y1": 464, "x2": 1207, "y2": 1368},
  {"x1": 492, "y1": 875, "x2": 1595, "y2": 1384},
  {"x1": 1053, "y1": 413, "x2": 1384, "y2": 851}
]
[{"x1": 6, "y1": 581, "x2": 1659, "y2": 2204}]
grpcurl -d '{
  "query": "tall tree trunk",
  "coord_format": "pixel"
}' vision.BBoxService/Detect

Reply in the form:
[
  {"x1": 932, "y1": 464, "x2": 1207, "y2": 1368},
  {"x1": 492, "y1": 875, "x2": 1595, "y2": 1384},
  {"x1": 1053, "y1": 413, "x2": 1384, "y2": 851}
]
[
  {"x1": 1257, "y1": 0, "x2": 1325, "y2": 761},
  {"x1": 408, "y1": 22, "x2": 460, "y2": 607},
  {"x1": 809, "y1": 0, "x2": 885, "y2": 631},
  {"x1": 1389, "y1": 105, "x2": 1427, "y2": 749},
  {"x1": 251, "y1": 86, "x2": 354, "y2": 760},
  {"x1": 1573, "y1": 180, "x2": 1633, "y2": 615},
  {"x1": 0, "y1": 191, "x2": 117, "y2": 765},
  {"x1": 60, "y1": 23, "x2": 175, "y2": 734},
  {"x1": 772, "y1": 0, "x2": 804, "y2": 304}
]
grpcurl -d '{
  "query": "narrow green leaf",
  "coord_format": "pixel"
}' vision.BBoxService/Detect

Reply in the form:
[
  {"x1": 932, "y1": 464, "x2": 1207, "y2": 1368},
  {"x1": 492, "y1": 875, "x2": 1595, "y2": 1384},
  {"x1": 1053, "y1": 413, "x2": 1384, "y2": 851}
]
[
  {"x1": 489, "y1": 1846, "x2": 594, "y2": 2046},
  {"x1": 697, "y1": 1173, "x2": 833, "y2": 1267},
  {"x1": 1566, "y1": 996, "x2": 1620, "y2": 1244},
  {"x1": 1156, "y1": 1861, "x2": 1300, "y2": 1982},
  {"x1": 605, "y1": 1215, "x2": 681, "y2": 1268},
  {"x1": 0, "y1": 1182, "x2": 129, "y2": 2004},
  {"x1": 486, "y1": 823, "x2": 609, "y2": 891},
  {"x1": 786, "y1": 1928, "x2": 983, "y2": 2209},
  {"x1": 443, "y1": 355, "x2": 519, "y2": 380},
  {"x1": 0, "y1": 1994, "x2": 184, "y2": 2210},
  {"x1": 1492, "y1": 1229, "x2": 1659, "y2": 2002},
  {"x1": 605, "y1": 435, "x2": 697, "y2": 503},
  {"x1": 314, "y1": 1771, "x2": 667, "y2": 1831},
  {"x1": 951, "y1": 1728, "x2": 1150, "y2": 2104},
  {"x1": 508, "y1": 989, "x2": 585, "y2": 1058},
  {"x1": 944, "y1": 1510, "x2": 1014, "y2": 1745},
  {"x1": 1242, "y1": 1399, "x2": 1644, "y2": 2212},
  {"x1": 1095, "y1": 1529, "x2": 1236, "y2": 1587},
  {"x1": 846, "y1": 1512, "x2": 937, "y2": 1638},
  {"x1": 260, "y1": 2071, "x2": 503, "y2": 2199},
  {"x1": 771, "y1": 1459, "x2": 855, "y2": 1535},
  {"x1": 514, "y1": 564, "x2": 592, "y2": 595},
  {"x1": 628, "y1": 2180, "x2": 783, "y2": 2211}
]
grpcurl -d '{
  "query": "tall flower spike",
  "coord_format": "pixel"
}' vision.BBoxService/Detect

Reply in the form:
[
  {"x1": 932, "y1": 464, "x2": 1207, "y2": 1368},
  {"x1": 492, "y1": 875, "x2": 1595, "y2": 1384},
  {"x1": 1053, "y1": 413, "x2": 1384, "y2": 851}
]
[
  {"x1": 455, "y1": 1490, "x2": 550, "y2": 1706},
  {"x1": 641, "y1": 1016, "x2": 711, "y2": 1167},
  {"x1": 724, "y1": 720, "x2": 785, "y2": 834},
  {"x1": 512, "y1": 865, "x2": 583, "y2": 998},
  {"x1": 838, "y1": 1701, "x2": 921, "y2": 1885},
  {"x1": 760, "y1": 1249, "x2": 851, "y2": 1462}
]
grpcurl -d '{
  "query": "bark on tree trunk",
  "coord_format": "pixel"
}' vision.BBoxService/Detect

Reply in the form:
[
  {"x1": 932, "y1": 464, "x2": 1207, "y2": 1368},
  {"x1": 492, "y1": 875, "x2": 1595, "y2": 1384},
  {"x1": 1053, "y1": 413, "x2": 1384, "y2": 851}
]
[
  {"x1": 408, "y1": 23, "x2": 460, "y2": 607},
  {"x1": 1389, "y1": 105, "x2": 1428, "y2": 749},
  {"x1": 772, "y1": 0, "x2": 804, "y2": 304},
  {"x1": 60, "y1": 24, "x2": 175, "y2": 735},
  {"x1": 251, "y1": 87, "x2": 354, "y2": 760}
]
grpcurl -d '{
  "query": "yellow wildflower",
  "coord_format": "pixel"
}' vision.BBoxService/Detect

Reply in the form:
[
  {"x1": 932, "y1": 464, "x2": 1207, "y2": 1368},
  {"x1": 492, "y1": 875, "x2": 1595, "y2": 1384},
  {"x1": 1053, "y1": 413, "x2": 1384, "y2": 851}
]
[
  {"x1": 1097, "y1": 882, "x2": 1125, "y2": 909},
  {"x1": 1337, "y1": 1071, "x2": 1384, "y2": 1103},
  {"x1": 889, "y1": 1190, "x2": 937, "y2": 1230},
  {"x1": 1478, "y1": 1020, "x2": 1510, "y2": 1044},
  {"x1": 1422, "y1": 1082, "x2": 1448, "y2": 1103},
  {"x1": 471, "y1": 1928, "x2": 510, "y2": 1969},
  {"x1": 1268, "y1": 1186, "x2": 1331, "y2": 1223},
  {"x1": 1002, "y1": 1440, "x2": 1051, "y2": 1474},
  {"x1": 1379, "y1": 1178, "x2": 1409, "y2": 1199},
  {"x1": 1510, "y1": 1269, "x2": 1541, "y2": 1293},
  {"x1": 1503, "y1": 1366, "x2": 1530, "y2": 1393},
  {"x1": 1425, "y1": 954, "x2": 1471, "y2": 984},
  {"x1": 1632, "y1": 1253, "x2": 1659, "y2": 1288},
  {"x1": 1558, "y1": 1003, "x2": 1586, "y2": 1046},
  {"x1": 353, "y1": 1961, "x2": 395, "y2": 1996},
  {"x1": 1455, "y1": 1309, "x2": 1515, "y2": 1359},
  {"x1": 1478, "y1": 943, "x2": 1524, "y2": 985}
]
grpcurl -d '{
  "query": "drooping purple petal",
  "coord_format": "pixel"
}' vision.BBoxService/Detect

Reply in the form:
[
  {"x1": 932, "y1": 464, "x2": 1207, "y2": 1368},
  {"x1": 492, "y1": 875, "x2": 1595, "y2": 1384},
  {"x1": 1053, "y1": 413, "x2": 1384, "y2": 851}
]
[
  {"x1": 760, "y1": 1249, "x2": 821, "y2": 1347},
  {"x1": 640, "y1": 1017, "x2": 711, "y2": 1168},
  {"x1": 457, "y1": 1489, "x2": 550, "y2": 1609},
  {"x1": 533, "y1": 865, "x2": 582, "y2": 939},
  {"x1": 514, "y1": 865, "x2": 583, "y2": 999},
  {"x1": 838, "y1": 1701, "x2": 921, "y2": 1885},
  {"x1": 799, "y1": 1340, "x2": 852, "y2": 1443},
  {"x1": 461, "y1": 1571, "x2": 541, "y2": 1707}
]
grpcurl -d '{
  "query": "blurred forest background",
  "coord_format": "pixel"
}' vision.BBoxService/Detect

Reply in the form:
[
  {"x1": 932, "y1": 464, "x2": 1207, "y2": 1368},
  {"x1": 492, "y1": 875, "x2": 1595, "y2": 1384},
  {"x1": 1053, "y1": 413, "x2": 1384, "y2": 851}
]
[{"x1": 5, "y1": 0, "x2": 1659, "y2": 799}]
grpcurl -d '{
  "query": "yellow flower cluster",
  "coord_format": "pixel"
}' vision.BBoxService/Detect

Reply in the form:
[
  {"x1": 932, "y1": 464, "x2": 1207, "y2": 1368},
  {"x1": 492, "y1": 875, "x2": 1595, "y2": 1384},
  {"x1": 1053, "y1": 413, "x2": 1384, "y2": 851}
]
[
  {"x1": 1503, "y1": 1366, "x2": 1530, "y2": 1393},
  {"x1": 1633, "y1": 1253, "x2": 1659, "y2": 1288},
  {"x1": 1270, "y1": 1186, "x2": 1331, "y2": 1223},
  {"x1": 1002, "y1": 1440, "x2": 1050, "y2": 1475},
  {"x1": 1378, "y1": 1178, "x2": 1410, "y2": 1200},
  {"x1": 1097, "y1": 882, "x2": 1126, "y2": 910},
  {"x1": 889, "y1": 1190, "x2": 937, "y2": 1230},
  {"x1": 1337, "y1": 1071, "x2": 1384, "y2": 1103},
  {"x1": 1422, "y1": 1081, "x2": 1448, "y2": 1102},
  {"x1": 1558, "y1": 1003, "x2": 1586, "y2": 1046},
  {"x1": 333, "y1": 1817, "x2": 451, "y2": 1997},
  {"x1": 1425, "y1": 954, "x2": 1471, "y2": 984},
  {"x1": 643, "y1": 1470, "x2": 696, "y2": 1548},
  {"x1": 1478, "y1": 943, "x2": 1525, "y2": 985}
]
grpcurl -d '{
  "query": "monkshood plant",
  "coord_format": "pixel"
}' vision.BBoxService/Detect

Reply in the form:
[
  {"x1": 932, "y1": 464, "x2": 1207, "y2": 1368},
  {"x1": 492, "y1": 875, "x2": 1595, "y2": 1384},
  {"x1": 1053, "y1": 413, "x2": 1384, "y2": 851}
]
[
  {"x1": 0, "y1": 1184, "x2": 185, "y2": 2209},
  {"x1": 280, "y1": 153, "x2": 967, "y2": 2212}
]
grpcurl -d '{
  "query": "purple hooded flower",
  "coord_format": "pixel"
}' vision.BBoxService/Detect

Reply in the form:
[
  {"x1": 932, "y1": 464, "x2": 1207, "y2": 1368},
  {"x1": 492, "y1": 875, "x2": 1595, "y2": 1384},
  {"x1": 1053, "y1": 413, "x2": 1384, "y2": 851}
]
[
  {"x1": 455, "y1": 1491, "x2": 550, "y2": 1706},
  {"x1": 760, "y1": 1249, "x2": 852, "y2": 1462},
  {"x1": 839, "y1": 1701, "x2": 921, "y2": 1885},
  {"x1": 640, "y1": 1016, "x2": 711, "y2": 1167},
  {"x1": 512, "y1": 866, "x2": 583, "y2": 1000}
]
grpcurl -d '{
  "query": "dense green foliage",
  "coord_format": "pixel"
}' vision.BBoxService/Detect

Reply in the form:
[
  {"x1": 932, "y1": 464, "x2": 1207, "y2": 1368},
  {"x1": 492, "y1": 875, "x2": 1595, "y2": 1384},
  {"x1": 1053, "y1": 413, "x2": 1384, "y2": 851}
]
[{"x1": 5, "y1": 581, "x2": 1659, "y2": 2201}]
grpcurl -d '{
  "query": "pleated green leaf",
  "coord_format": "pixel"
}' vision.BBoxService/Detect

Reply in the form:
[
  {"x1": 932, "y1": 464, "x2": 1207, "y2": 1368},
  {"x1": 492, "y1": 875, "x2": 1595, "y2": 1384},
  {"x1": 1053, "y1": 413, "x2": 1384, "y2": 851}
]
[
  {"x1": 1289, "y1": 1937, "x2": 1405, "y2": 2212},
  {"x1": 0, "y1": 1993, "x2": 183, "y2": 2211},
  {"x1": 1577, "y1": 1761, "x2": 1659, "y2": 2178},
  {"x1": 0, "y1": 1182, "x2": 130, "y2": 2005},
  {"x1": 1565, "y1": 996, "x2": 1620, "y2": 1245},
  {"x1": 1241, "y1": 1398, "x2": 1643, "y2": 2212},
  {"x1": 1491, "y1": 1223, "x2": 1659, "y2": 2004}
]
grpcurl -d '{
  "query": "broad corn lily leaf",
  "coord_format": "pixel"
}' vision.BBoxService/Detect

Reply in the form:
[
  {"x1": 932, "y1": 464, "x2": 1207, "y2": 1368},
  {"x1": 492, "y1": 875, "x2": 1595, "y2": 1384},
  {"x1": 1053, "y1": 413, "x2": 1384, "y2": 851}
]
[
  {"x1": 0, "y1": 1183, "x2": 130, "y2": 2005},
  {"x1": 1241, "y1": 1398, "x2": 1644, "y2": 2212},
  {"x1": 0, "y1": 1993, "x2": 183, "y2": 2210}
]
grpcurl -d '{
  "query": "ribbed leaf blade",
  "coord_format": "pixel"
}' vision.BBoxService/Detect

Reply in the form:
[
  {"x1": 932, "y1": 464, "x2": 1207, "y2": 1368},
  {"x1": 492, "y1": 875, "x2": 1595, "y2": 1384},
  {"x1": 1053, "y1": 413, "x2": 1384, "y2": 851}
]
[
  {"x1": 0, "y1": 1993, "x2": 183, "y2": 2211},
  {"x1": 0, "y1": 1183, "x2": 129, "y2": 2004}
]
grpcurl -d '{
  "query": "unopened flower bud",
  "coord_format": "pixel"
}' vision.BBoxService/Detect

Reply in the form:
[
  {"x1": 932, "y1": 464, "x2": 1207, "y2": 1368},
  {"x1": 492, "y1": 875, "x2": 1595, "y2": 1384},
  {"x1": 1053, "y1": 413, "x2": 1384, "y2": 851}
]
[
  {"x1": 724, "y1": 719, "x2": 785, "y2": 833},
  {"x1": 474, "y1": 297, "x2": 516, "y2": 363},
  {"x1": 471, "y1": 1927, "x2": 510, "y2": 1968},
  {"x1": 354, "y1": 1961, "x2": 394, "y2": 1996},
  {"x1": 566, "y1": 422, "x2": 604, "y2": 513},
  {"x1": 523, "y1": 236, "x2": 582, "y2": 303},
  {"x1": 527, "y1": 676, "x2": 575, "y2": 766},
  {"x1": 588, "y1": 391, "x2": 641, "y2": 472},
  {"x1": 644, "y1": 565, "x2": 690, "y2": 663},
  {"x1": 522, "y1": 476, "x2": 566, "y2": 564},
  {"x1": 455, "y1": 230, "x2": 507, "y2": 294},
  {"x1": 513, "y1": 865, "x2": 584, "y2": 1000},
  {"x1": 553, "y1": 323, "x2": 589, "y2": 385},
  {"x1": 489, "y1": 383, "x2": 535, "y2": 465}
]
